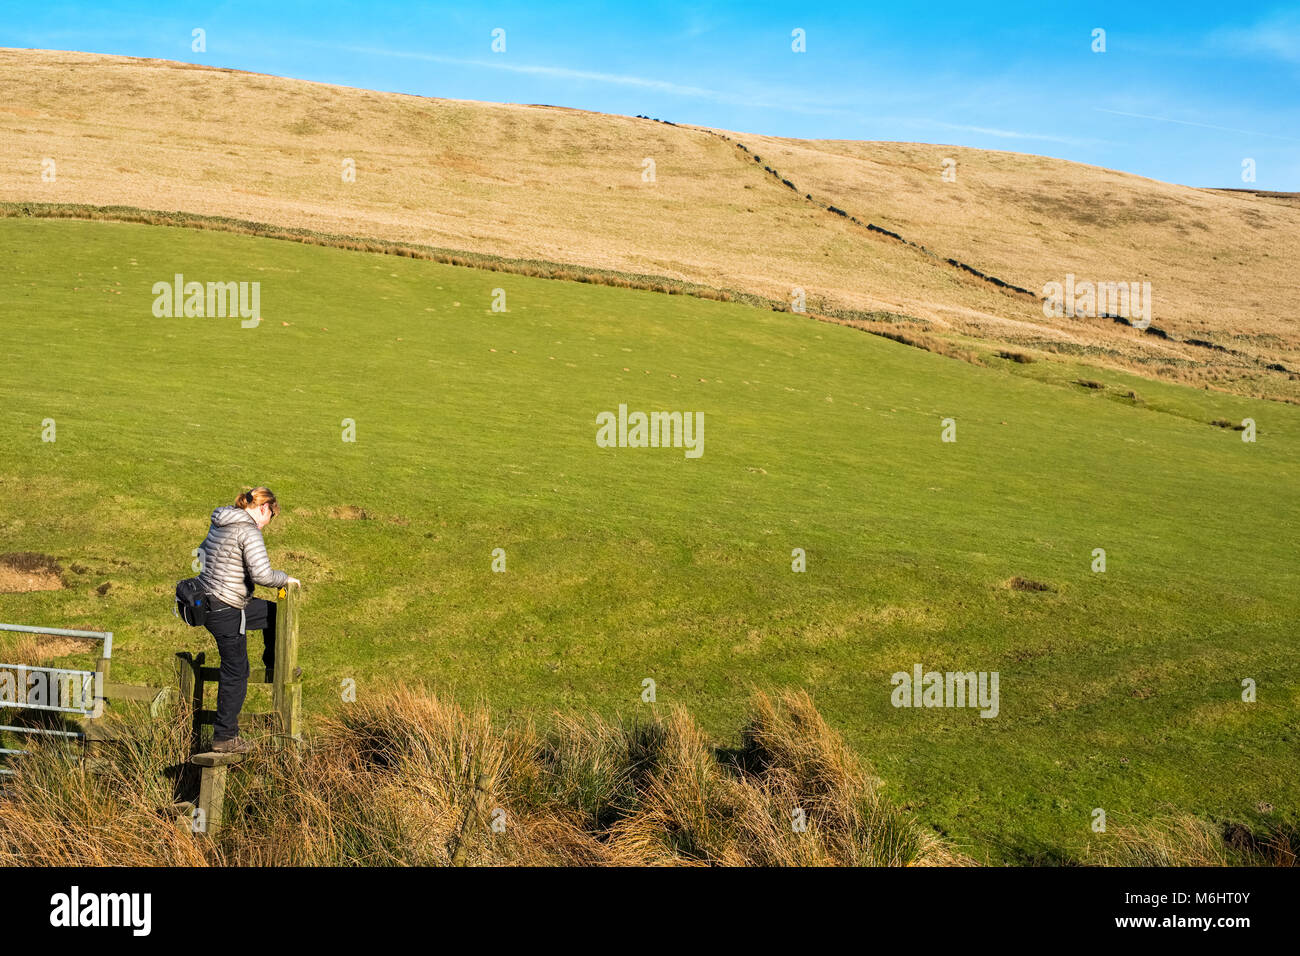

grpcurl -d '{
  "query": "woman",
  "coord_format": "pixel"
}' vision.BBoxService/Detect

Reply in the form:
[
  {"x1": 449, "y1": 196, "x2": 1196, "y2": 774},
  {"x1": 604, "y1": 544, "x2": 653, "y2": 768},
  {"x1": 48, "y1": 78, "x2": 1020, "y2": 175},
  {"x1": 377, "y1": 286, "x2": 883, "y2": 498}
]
[{"x1": 196, "y1": 487, "x2": 299, "y2": 753}]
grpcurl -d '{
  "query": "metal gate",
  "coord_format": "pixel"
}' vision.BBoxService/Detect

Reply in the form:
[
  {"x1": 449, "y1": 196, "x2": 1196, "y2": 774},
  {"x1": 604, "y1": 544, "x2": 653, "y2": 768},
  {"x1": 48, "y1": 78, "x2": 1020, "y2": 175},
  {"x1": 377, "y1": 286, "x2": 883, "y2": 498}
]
[{"x1": 0, "y1": 622, "x2": 110, "y2": 775}]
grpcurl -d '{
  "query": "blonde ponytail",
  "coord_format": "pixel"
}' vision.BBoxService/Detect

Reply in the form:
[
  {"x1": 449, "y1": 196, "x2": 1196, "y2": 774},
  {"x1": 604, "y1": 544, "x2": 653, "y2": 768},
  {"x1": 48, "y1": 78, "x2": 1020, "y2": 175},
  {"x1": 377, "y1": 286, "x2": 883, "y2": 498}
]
[{"x1": 235, "y1": 486, "x2": 279, "y2": 517}]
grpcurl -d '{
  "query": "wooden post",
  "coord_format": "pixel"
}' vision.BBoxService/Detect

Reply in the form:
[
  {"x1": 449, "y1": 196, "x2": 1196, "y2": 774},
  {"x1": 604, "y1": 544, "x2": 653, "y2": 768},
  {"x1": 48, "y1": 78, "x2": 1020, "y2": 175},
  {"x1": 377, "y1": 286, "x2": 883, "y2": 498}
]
[
  {"x1": 175, "y1": 653, "x2": 192, "y2": 716},
  {"x1": 273, "y1": 582, "x2": 301, "y2": 745},
  {"x1": 190, "y1": 752, "x2": 245, "y2": 836},
  {"x1": 175, "y1": 651, "x2": 205, "y2": 753},
  {"x1": 450, "y1": 774, "x2": 493, "y2": 867},
  {"x1": 89, "y1": 630, "x2": 111, "y2": 690},
  {"x1": 287, "y1": 682, "x2": 302, "y2": 741}
]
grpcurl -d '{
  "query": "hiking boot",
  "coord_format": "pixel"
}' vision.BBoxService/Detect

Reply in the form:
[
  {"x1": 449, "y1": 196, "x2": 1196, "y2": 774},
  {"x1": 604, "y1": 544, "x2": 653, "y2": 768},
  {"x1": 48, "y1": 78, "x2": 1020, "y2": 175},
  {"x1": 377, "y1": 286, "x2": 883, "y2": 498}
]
[{"x1": 211, "y1": 736, "x2": 255, "y2": 754}]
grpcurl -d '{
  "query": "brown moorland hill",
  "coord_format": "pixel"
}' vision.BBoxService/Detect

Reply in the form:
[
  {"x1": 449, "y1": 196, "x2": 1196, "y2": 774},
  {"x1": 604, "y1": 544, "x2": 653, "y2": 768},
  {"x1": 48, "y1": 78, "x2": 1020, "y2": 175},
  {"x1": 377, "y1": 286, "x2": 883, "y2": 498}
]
[
  {"x1": 2, "y1": 49, "x2": 1295, "y2": 401},
  {"x1": 737, "y1": 134, "x2": 1300, "y2": 382}
]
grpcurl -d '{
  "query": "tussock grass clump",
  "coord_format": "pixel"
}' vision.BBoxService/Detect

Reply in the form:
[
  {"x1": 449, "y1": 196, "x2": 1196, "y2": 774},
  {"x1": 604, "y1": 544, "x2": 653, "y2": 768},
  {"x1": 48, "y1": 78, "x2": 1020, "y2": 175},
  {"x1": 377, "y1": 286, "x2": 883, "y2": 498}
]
[
  {"x1": 327, "y1": 505, "x2": 372, "y2": 520},
  {"x1": 0, "y1": 708, "x2": 211, "y2": 866},
  {"x1": 725, "y1": 691, "x2": 953, "y2": 866},
  {"x1": 0, "y1": 687, "x2": 965, "y2": 867},
  {"x1": 1004, "y1": 576, "x2": 1053, "y2": 592},
  {"x1": 5, "y1": 694, "x2": 1285, "y2": 869},
  {"x1": 1086, "y1": 815, "x2": 1298, "y2": 867},
  {"x1": 866, "y1": 328, "x2": 983, "y2": 367}
]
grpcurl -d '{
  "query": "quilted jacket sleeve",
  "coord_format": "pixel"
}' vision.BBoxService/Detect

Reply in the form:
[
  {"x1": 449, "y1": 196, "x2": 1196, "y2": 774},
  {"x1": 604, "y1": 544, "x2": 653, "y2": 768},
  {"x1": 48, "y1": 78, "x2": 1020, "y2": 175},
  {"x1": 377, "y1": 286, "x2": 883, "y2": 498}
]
[{"x1": 241, "y1": 525, "x2": 289, "y2": 589}]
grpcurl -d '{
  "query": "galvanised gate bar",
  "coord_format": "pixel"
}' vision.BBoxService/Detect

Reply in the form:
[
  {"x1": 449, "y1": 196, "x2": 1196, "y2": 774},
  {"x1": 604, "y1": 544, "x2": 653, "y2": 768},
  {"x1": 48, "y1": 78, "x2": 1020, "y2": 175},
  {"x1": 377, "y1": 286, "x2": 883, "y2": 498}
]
[{"x1": 0, "y1": 622, "x2": 111, "y2": 774}]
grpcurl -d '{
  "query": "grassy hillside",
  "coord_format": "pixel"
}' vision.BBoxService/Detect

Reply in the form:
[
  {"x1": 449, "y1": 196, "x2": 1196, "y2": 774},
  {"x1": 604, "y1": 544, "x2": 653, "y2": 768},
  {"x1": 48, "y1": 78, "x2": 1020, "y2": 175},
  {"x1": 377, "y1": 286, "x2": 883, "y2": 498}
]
[
  {"x1": 2, "y1": 49, "x2": 1296, "y2": 402},
  {"x1": 1, "y1": 217, "x2": 1296, "y2": 863}
]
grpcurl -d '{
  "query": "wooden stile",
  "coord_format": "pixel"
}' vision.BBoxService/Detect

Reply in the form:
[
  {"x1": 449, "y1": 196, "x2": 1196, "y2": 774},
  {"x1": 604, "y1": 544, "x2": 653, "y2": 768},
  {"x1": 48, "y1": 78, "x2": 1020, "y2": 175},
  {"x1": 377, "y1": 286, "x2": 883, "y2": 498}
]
[{"x1": 173, "y1": 582, "x2": 305, "y2": 835}]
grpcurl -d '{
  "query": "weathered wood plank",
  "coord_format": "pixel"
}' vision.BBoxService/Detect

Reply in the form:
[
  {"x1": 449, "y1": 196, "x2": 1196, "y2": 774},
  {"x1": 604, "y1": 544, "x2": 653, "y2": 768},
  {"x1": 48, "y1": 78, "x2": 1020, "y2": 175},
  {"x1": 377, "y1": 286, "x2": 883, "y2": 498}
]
[
  {"x1": 103, "y1": 682, "x2": 166, "y2": 702},
  {"x1": 175, "y1": 652, "x2": 194, "y2": 719},
  {"x1": 191, "y1": 752, "x2": 247, "y2": 768},
  {"x1": 176, "y1": 651, "x2": 207, "y2": 753},
  {"x1": 195, "y1": 764, "x2": 228, "y2": 835},
  {"x1": 287, "y1": 683, "x2": 301, "y2": 743},
  {"x1": 274, "y1": 582, "x2": 302, "y2": 744}
]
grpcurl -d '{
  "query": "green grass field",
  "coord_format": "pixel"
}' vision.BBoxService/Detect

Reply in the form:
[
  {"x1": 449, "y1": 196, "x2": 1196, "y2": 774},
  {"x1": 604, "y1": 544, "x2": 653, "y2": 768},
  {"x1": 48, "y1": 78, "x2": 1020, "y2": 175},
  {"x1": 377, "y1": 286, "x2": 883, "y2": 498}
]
[{"x1": 2, "y1": 217, "x2": 1296, "y2": 863}]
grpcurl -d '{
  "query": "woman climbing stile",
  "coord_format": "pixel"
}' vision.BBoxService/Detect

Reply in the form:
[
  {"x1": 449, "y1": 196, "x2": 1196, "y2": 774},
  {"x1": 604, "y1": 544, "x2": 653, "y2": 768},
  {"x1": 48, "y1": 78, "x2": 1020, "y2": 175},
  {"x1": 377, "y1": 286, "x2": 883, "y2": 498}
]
[{"x1": 195, "y1": 486, "x2": 299, "y2": 753}]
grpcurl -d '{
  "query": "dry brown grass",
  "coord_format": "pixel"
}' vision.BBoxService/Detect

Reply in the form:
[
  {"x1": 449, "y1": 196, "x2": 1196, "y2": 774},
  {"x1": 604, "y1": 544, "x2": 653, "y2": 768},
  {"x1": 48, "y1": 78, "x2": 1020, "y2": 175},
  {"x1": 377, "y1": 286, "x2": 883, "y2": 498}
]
[
  {"x1": 0, "y1": 709, "x2": 212, "y2": 866},
  {"x1": 0, "y1": 686, "x2": 969, "y2": 867},
  {"x1": 1, "y1": 687, "x2": 1286, "y2": 867},
  {"x1": 1084, "y1": 814, "x2": 1297, "y2": 866},
  {"x1": 0, "y1": 633, "x2": 85, "y2": 665},
  {"x1": 997, "y1": 350, "x2": 1035, "y2": 364},
  {"x1": 3, "y1": 50, "x2": 1295, "y2": 401}
]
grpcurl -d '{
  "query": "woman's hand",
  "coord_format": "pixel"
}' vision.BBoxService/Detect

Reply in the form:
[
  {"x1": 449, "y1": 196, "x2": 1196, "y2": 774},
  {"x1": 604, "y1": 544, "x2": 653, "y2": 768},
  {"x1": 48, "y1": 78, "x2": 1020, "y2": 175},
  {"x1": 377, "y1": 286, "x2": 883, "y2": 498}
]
[{"x1": 286, "y1": 576, "x2": 302, "y2": 587}]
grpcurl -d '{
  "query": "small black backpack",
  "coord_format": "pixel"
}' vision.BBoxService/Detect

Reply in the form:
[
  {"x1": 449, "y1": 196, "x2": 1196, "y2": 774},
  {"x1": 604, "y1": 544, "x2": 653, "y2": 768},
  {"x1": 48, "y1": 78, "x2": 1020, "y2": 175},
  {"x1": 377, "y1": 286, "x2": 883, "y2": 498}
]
[{"x1": 174, "y1": 577, "x2": 209, "y2": 626}]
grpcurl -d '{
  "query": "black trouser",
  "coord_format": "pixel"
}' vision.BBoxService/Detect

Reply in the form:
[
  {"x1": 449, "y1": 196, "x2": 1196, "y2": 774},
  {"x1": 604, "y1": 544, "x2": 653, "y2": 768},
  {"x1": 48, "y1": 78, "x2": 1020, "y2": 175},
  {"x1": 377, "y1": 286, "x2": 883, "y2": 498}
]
[{"x1": 203, "y1": 597, "x2": 277, "y2": 742}]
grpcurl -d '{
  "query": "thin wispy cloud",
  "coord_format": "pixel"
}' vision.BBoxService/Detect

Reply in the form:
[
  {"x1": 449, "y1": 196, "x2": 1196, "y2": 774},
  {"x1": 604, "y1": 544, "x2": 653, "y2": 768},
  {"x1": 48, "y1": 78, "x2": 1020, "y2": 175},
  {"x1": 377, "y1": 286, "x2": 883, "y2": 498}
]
[
  {"x1": 323, "y1": 42, "x2": 1124, "y2": 148},
  {"x1": 678, "y1": 15, "x2": 724, "y2": 40},
  {"x1": 323, "y1": 42, "x2": 842, "y2": 117},
  {"x1": 1093, "y1": 108, "x2": 1300, "y2": 143},
  {"x1": 1208, "y1": 11, "x2": 1300, "y2": 64},
  {"x1": 922, "y1": 121, "x2": 1101, "y2": 148},
  {"x1": 337, "y1": 43, "x2": 722, "y2": 98}
]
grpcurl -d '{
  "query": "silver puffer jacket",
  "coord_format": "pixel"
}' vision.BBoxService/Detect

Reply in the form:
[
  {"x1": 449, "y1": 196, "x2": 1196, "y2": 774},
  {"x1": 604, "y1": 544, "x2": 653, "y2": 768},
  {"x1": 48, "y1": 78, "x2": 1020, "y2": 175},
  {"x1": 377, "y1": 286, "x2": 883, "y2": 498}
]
[{"x1": 196, "y1": 506, "x2": 289, "y2": 609}]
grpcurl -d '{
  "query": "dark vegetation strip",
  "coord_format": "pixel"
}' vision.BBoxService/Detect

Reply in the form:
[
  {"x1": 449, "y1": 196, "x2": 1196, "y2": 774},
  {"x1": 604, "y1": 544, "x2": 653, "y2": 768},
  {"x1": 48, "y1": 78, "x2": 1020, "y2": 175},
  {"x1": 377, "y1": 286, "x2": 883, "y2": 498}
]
[
  {"x1": 3, "y1": 201, "x2": 755, "y2": 300},
  {"x1": 700, "y1": 127, "x2": 1040, "y2": 300},
  {"x1": 0, "y1": 200, "x2": 909, "y2": 328}
]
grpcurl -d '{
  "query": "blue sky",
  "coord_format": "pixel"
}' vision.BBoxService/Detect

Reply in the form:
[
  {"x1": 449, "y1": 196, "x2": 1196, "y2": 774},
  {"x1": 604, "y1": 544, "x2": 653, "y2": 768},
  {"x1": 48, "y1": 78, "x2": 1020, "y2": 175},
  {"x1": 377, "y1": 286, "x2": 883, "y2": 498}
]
[{"x1": 5, "y1": 1, "x2": 1299, "y2": 188}]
